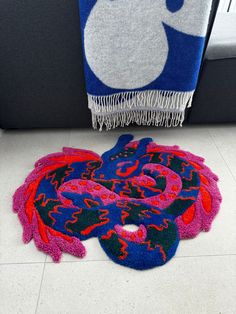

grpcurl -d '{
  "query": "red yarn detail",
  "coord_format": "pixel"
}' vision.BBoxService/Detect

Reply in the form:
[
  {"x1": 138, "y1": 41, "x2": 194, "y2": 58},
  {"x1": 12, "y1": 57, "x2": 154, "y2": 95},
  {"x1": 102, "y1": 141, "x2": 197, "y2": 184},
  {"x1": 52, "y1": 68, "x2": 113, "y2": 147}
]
[
  {"x1": 116, "y1": 160, "x2": 139, "y2": 177},
  {"x1": 147, "y1": 146, "x2": 185, "y2": 158},
  {"x1": 50, "y1": 153, "x2": 100, "y2": 164},
  {"x1": 200, "y1": 186, "x2": 212, "y2": 213},
  {"x1": 117, "y1": 238, "x2": 128, "y2": 260},
  {"x1": 171, "y1": 151, "x2": 186, "y2": 157},
  {"x1": 199, "y1": 174, "x2": 210, "y2": 186},
  {"x1": 151, "y1": 208, "x2": 161, "y2": 215},
  {"x1": 121, "y1": 210, "x2": 130, "y2": 225},
  {"x1": 182, "y1": 204, "x2": 195, "y2": 225},
  {"x1": 189, "y1": 161, "x2": 202, "y2": 170},
  {"x1": 25, "y1": 179, "x2": 41, "y2": 223},
  {"x1": 49, "y1": 227, "x2": 73, "y2": 243},
  {"x1": 36, "y1": 213, "x2": 49, "y2": 243},
  {"x1": 171, "y1": 185, "x2": 179, "y2": 192},
  {"x1": 137, "y1": 230, "x2": 143, "y2": 238},
  {"x1": 101, "y1": 229, "x2": 115, "y2": 240},
  {"x1": 84, "y1": 198, "x2": 100, "y2": 208},
  {"x1": 148, "y1": 219, "x2": 169, "y2": 231}
]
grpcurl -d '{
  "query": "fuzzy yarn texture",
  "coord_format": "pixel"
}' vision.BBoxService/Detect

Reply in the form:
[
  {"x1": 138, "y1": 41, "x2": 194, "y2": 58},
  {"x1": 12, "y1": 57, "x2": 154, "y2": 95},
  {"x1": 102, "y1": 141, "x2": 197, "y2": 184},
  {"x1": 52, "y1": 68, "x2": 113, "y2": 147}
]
[
  {"x1": 78, "y1": 0, "x2": 212, "y2": 130},
  {"x1": 13, "y1": 134, "x2": 222, "y2": 270}
]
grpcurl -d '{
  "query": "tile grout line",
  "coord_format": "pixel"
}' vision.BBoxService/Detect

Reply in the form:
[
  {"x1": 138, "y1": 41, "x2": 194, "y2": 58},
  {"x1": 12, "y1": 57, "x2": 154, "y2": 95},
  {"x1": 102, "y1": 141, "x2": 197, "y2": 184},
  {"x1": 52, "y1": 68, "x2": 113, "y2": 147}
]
[
  {"x1": 34, "y1": 257, "x2": 46, "y2": 314},
  {"x1": 1, "y1": 253, "x2": 236, "y2": 266},
  {"x1": 45, "y1": 253, "x2": 236, "y2": 261},
  {"x1": 207, "y1": 128, "x2": 236, "y2": 183},
  {"x1": 175, "y1": 253, "x2": 236, "y2": 259},
  {"x1": 0, "y1": 261, "x2": 46, "y2": 266}
]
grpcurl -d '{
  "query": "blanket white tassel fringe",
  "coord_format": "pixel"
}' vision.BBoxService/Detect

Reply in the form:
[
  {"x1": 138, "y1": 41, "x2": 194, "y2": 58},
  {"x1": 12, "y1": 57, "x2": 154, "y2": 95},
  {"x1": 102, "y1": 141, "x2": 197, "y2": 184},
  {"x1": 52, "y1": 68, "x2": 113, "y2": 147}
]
[{"x1": 88, "y1": 90, "x2": 194, "y2": 131}]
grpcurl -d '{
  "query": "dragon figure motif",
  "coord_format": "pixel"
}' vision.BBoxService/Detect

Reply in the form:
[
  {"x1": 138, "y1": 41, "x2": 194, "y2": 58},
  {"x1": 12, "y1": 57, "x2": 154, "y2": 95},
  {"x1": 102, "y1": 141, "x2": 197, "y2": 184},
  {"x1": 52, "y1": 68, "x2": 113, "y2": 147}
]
[{"x1": 13, "y1": 134, "x2": 221, "y2": 270}]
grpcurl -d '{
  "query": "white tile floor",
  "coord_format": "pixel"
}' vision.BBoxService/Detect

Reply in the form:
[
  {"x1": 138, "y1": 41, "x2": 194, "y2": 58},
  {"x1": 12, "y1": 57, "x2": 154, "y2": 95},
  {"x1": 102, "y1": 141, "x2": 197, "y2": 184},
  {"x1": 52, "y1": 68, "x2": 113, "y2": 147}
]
[{"x1": 0, "y1": 126, "x2": 236, "y2": 314}]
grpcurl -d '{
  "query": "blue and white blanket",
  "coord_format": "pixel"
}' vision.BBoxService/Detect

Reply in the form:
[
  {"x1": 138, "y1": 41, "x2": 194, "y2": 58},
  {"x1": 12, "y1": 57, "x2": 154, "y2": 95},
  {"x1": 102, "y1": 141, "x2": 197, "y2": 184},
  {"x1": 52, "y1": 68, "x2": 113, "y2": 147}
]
[{"x1": 78, "y1": 0, "x2": 212, "y2": 130}]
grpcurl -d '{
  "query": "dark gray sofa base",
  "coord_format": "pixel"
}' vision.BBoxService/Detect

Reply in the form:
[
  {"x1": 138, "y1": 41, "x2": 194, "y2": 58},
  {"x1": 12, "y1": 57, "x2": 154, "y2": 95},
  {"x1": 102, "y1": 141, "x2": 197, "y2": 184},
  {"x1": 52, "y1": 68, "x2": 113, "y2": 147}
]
[{"x1": 187, "y1": 58, "x2": 236, "y2": 124}]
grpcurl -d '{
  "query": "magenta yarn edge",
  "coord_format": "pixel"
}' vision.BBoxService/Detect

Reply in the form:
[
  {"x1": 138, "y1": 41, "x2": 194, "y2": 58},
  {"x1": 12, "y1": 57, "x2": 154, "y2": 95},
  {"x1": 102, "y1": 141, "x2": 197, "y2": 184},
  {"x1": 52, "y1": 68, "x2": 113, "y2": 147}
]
[
  {"x1": 13, "y1": 151, "x2": 87, "y2": 262},
  {"x1": 172, "y1": 148, "x2": 222, "y2": 239}
]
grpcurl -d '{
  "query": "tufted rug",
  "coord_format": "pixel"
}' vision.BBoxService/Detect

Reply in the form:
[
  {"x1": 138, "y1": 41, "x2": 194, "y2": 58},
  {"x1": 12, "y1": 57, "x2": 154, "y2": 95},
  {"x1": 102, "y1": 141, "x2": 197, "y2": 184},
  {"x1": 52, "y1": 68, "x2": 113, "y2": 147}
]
[{"x1": 13, "y1": 134, "x2": 221, "y2": 270}]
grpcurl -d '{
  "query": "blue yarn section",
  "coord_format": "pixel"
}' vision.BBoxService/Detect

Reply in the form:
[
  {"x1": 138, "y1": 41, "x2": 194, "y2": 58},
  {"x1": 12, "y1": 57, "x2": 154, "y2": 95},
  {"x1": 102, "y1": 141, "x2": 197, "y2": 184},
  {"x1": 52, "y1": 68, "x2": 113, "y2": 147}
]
[
  {"x1": 99, "y1": 234, "x2": 179, "y2": 270},
  {"x1": 77, "y1": 1, "x2": 206, "y2": 96}
]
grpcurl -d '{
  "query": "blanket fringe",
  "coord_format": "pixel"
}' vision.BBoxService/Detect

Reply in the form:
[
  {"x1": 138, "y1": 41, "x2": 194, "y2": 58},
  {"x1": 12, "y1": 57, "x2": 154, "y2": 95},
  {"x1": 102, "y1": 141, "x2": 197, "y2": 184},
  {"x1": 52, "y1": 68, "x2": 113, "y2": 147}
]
[{"x1": 88, "y1": 90, "x2": 194, "y2": 131}]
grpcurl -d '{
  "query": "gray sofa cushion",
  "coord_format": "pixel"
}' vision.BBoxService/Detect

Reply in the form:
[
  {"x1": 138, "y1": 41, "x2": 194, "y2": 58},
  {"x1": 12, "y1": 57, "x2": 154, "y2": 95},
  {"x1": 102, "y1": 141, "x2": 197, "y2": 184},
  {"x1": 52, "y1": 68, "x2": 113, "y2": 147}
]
[{"x1": 206, "y1": 13, "x2": 236, "y2": 60}]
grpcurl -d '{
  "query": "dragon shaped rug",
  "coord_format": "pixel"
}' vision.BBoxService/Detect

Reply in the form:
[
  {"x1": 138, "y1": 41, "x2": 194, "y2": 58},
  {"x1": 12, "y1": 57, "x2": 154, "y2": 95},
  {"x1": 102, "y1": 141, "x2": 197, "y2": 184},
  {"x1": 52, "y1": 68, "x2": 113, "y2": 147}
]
[{"x1": 13, "y1": 135, "x2": 221, "y2": 270}]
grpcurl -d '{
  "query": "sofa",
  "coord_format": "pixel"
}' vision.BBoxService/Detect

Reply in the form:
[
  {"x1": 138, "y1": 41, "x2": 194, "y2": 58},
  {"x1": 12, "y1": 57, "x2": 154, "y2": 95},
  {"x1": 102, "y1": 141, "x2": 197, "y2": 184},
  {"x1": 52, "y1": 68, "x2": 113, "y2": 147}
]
[
  {"x1": 187, "y1": 10, "x2": 236, "y2": 123},
  {"x1": 1, "y1": 0, "x2": 233, "y2": 129}
]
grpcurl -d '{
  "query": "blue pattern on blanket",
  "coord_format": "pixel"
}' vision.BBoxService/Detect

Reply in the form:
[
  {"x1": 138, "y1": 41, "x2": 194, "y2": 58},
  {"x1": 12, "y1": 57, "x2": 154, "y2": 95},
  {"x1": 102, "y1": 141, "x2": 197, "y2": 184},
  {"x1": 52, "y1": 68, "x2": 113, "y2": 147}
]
[{"x1": 77, "y1": 0, "x2": 211, "y2": 129}]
